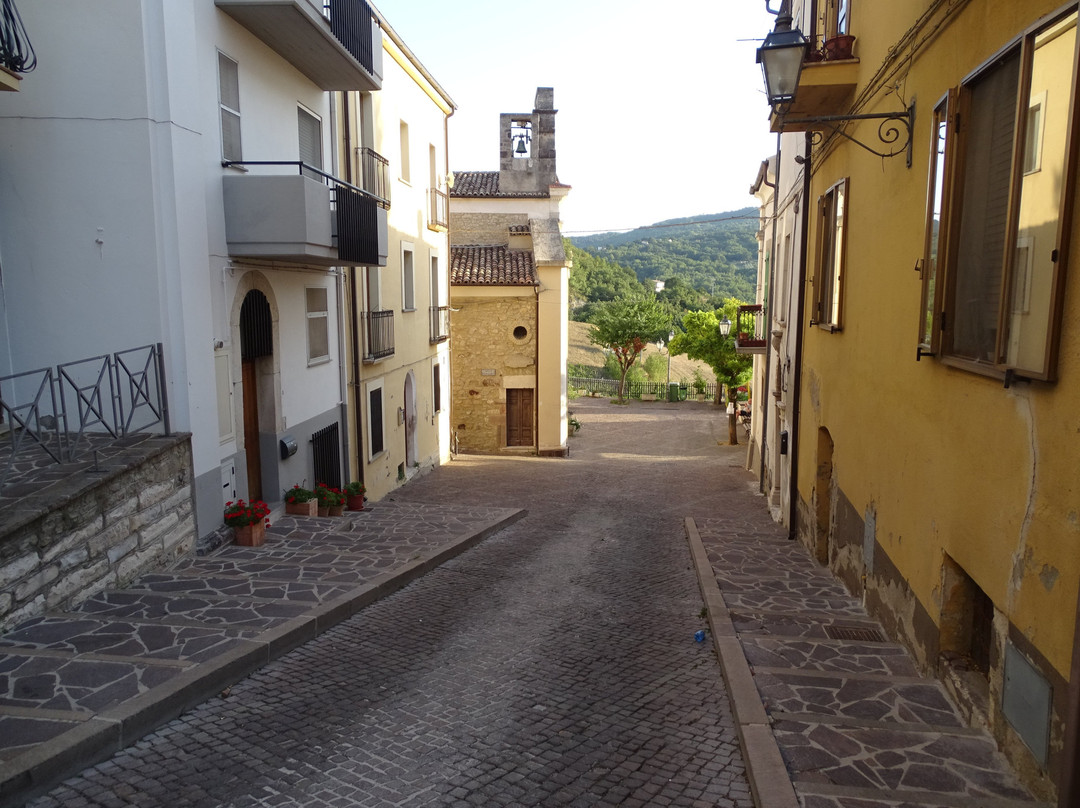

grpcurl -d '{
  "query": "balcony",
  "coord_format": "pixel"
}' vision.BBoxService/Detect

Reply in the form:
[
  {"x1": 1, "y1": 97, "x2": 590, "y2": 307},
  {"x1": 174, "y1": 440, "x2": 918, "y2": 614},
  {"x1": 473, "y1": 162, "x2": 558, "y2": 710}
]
[
  {"x1": 357, "y1": 146, "x2": 390, "y2": 208},
  {"x1": 222, "y1": 161, "x2": 388, "y2": 267},
  {"x1": 734, "y1": 305, "x2": 767, "y2": 354},
  {"x1": 429, "y1": 306, "x2": 450, "y2": 343},
  {"x1": 769, "y1": 58, "x2": 859, "y2": 133},
  {"x1": 215, "y1": 0, "x2": 382, "y2": 91},
  {"x1": 364, "y1": 310, "x2": 394, "y2": 361},
  {"x1": 427, "y1": 188, "x2": 448, "y2": 232}
]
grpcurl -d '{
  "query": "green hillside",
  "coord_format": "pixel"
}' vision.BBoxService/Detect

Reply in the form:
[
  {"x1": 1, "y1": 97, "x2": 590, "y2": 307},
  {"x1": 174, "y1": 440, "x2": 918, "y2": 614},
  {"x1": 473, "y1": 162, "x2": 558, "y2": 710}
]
[{"x1": 569, "y1": 208, "x2": 759, "y2": 304}]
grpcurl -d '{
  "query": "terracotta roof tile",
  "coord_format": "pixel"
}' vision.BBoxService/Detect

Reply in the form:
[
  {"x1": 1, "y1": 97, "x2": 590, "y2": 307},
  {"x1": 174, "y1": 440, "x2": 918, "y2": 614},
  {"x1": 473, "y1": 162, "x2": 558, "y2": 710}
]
[
  {"x1": 450, "y1": 170, "x2": 550, "y2": 198},
  {"x1": 450, "y1": 246, "x2": 537, "y2": 286}
]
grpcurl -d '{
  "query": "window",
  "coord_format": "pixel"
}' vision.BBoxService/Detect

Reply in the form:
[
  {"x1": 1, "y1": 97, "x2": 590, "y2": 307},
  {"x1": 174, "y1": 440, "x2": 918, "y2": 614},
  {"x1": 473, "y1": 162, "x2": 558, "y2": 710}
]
[
  {"x1": 922, "y1": 9, "x2": 1078, "y2": 380},
  {"x1": 399, "y1": 120, "x2": 410, "y2": 183},
  {"x1": 366, "y1": 266, "x2": 381, "y2": 310},
  {"x1": 1023, "y1": 92, "x2": 1046, "y2": 175},
  {"x1": 367, "y1": 380, "x2": 384, "y2": 458},
  {"x1": 812, "y1": 178, "x2": 848, "y2": 331},
  {"x1": 306, "y1": 287, "x2": 329, "y2": 364},
  {"x1": 430, "y1": 254, "x2": 441, "y2": 307},
  {"x1": 919, "y1": 96, "x2": 952, "y2": 356},
  {"x1": 809, "y1": 0, "x2": 850, "y2": 43},
  {"x1": 218, "y1": 53, "x2": 241, "y2": 162},
  {"x1": 297, "y1": 106, "x2": 322, "y2": 180},
  {"x1": 402, "y1": 245, "x2": 415, "y2": 311},
  {"x1": 433, "y1": 363, "x2": 442, "y2": 413}
]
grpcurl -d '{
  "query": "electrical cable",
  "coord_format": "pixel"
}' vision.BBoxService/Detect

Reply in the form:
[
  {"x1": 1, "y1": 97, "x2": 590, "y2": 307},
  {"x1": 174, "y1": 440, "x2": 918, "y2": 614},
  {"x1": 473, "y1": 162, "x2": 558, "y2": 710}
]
[{"x1": 0, "y1": 0, "x2": 35, "y2": 74}]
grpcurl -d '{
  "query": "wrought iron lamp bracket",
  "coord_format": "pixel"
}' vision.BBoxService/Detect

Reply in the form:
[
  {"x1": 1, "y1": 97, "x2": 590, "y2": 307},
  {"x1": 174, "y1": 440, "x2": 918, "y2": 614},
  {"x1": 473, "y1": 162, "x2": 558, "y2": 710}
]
[{"x1": 783, "y1": 100, "x2": 916, "y2": 168}]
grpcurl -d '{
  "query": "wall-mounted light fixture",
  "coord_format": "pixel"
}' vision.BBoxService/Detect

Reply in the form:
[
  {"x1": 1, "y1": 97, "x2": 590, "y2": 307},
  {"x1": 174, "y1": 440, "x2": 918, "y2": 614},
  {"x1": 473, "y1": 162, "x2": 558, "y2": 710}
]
[{"x1": 757, "y1": 0, "x2": 915, "y2": 166}]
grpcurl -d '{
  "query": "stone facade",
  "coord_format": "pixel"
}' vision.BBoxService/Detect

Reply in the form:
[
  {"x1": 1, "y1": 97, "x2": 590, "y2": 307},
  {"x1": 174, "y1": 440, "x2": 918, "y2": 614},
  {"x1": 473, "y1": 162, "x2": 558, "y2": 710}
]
[
  {"x1": 0, "y1": 436, "x2": 197, "y2": 633},
  {"x1": 451, "y1": 295, "x2": 537, "y2": 453},
  {"x1": 450, "y1": 212, "x2": 529, "y2": 247}
]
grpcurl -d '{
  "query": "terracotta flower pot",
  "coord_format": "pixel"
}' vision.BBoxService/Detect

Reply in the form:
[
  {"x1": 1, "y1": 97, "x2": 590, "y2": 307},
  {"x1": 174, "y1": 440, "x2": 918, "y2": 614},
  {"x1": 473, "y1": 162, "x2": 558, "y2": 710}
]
[
  {"x1": 318, "y1": 506, "x2": 329, "y2": 517},
  {"x1": 328, "y1": 505, "x2": 344, "y2": 517},
  {"x1": 233, "y1": 521, "x2": 266, "y2": 547},
  {"x1": 346, "y1": 494, "x2": 365, "y2": 511},
  {"x1": 285, "y1": 500, "x2": 317, "y2": 516},
  {"x1": 824, "y1": 34, "x2": 856, "y2": 60}
]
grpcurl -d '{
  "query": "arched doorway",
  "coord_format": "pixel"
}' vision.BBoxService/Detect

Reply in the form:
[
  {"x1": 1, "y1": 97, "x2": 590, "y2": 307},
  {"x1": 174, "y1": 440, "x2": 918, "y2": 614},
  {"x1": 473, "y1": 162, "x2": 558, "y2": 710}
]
[
  {"x1": 403, "y1": 371, "x2": 417, "y2": 471},
  {"x1": 240, "y1": 289, "x2": 273, "y2": 500}
]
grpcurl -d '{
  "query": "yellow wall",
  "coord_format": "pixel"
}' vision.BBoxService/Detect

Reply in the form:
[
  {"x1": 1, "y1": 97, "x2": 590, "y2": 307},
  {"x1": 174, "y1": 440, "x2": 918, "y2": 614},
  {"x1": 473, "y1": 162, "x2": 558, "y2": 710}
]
[{"x1": 793, "y1": 0, "x2": 1079, "y2": 791}]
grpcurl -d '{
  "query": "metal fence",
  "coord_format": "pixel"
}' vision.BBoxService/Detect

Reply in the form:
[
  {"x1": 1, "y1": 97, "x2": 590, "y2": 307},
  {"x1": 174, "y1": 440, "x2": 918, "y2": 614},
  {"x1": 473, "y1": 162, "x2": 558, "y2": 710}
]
[
  {"x1": 0, "y1": 343, "x2": 170, "y2": 485},
  {"x1": 568, "y1": 377, "x2": 717, "y2": 401}
]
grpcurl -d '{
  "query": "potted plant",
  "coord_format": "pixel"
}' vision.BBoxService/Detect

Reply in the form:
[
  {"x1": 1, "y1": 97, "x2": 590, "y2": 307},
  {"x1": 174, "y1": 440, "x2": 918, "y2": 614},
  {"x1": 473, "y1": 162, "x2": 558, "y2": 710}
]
[
  {"x1": 344, "y1": 480, "x2": 366, "y2": 511},
  {"x1": 824, "y1": 33, "x2": 856, "y2": 60},
  {"x1": 315, "y1": 483, "x2": 344, "y2": 516},
  {"x1": 284, "y1": 484, "x2": 317, "y2": 516},
  {"x1": 692, "y1": 370, "x2": 708, "y2": 402},
  {"x1": 224, "y1": 499, "x2": 270, "y2": 546}
]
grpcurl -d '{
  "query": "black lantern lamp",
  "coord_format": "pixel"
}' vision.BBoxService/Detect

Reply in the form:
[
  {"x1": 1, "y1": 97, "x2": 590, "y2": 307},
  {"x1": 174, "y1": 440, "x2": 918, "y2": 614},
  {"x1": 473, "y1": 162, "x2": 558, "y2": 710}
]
[
  {"x1": 756, "y1": 0, "x2": 915, "y2": 166},
  {"x1": 718, "y1": 316, "x2": 732, "y2": 338},
  {"x1": 756, "y1": 1, "x2": 808, "y2": 109}
]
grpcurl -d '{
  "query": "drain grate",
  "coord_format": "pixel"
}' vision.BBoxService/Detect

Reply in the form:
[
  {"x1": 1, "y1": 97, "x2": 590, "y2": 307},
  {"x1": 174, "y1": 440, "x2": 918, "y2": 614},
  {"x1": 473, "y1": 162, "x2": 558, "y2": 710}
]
[{"x1": 824, "y1": 625, "x2": 886, "y2": 642}]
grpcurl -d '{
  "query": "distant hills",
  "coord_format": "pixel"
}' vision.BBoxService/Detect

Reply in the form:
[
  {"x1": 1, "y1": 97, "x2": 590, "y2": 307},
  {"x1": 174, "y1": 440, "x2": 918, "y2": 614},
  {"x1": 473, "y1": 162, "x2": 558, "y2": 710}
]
[{"x1": 568, "y1": 207, "x2": 759, "y2": 304}]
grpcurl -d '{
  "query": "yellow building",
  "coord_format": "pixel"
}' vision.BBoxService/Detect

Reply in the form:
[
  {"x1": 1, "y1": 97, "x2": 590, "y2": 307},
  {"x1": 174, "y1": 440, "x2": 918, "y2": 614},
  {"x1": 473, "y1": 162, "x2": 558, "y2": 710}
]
[
  {"x1": 761, "y1": 0, "x2": 1080, "y2": 798},
  {"x1": 336, "y1": 12, "x2": 455, "y2": 501},
  {"x1": 448, "y1": 88, "x2": 571, "y2": 456}
]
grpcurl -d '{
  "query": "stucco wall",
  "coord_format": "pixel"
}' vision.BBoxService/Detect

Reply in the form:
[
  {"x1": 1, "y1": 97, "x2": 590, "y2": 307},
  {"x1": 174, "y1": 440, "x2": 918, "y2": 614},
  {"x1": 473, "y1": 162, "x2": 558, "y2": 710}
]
[{"x1": 790, "y1": 0, "x2": 1080, "y2": 796}]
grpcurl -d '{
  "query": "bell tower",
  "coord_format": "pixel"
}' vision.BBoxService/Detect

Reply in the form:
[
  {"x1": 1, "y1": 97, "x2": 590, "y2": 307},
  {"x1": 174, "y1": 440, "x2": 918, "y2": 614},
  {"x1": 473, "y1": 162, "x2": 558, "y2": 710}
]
[{"x1": 498, "y1": 87, "x2": 557, "y2": 194}]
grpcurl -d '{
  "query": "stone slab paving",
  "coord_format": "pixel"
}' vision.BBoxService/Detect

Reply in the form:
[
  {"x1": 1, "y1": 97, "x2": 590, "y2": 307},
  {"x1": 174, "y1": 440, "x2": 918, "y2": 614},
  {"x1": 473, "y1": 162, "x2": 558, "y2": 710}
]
[
  {"x1": 0, "y1": 501, "x2": 524, "y2": 806},
  {"x1": 688, "y1": 517, "x2": 1051, "y2": 808}
]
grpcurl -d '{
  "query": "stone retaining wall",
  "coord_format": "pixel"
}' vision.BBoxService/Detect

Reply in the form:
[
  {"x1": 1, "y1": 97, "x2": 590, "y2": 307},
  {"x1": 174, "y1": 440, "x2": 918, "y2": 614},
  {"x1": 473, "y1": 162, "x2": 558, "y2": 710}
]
[{"x1": 0, "y1": 436, "x2": 196, "y2": 633}]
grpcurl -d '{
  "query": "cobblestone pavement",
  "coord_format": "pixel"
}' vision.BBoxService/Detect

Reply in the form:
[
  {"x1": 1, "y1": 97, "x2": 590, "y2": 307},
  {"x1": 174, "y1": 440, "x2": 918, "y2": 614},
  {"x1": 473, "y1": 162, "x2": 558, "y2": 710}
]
[{"x1": 18, "y1": 399, "x2": 755, "y2": 807}]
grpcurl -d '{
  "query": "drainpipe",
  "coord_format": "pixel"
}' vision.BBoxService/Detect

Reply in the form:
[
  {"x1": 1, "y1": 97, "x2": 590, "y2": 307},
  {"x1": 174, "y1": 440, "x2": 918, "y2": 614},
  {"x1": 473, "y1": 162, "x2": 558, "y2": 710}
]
[
  {"x1": 758, "y1": 137, "x2": 780, "y2": 492},
  {"x1": 787, "y1": 132, "x2": 811, "y2": 541},
  {"x1": 342, "y1": 94, "x2": 364, "y2": 488},
  {"x1": 330, "y1": 93, "x2": 352, "y2": 485}
]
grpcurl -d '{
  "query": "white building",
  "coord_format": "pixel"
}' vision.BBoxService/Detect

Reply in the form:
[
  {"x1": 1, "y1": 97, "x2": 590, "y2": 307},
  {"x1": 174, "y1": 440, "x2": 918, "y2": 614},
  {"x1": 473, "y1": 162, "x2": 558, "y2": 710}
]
[{"x1": 0, "y1": 1, "x2": 446, "y2": 541}]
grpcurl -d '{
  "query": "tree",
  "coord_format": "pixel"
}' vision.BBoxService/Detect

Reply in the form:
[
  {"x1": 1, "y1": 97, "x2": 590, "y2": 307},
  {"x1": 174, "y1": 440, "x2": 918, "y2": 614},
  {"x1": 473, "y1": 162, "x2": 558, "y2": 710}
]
[
  {"x1": 668, "y1": 298, "x2": 753, "y2": 444},
  {"x1": 588, "y1": 296, "x2": 671, "y2": 402}
]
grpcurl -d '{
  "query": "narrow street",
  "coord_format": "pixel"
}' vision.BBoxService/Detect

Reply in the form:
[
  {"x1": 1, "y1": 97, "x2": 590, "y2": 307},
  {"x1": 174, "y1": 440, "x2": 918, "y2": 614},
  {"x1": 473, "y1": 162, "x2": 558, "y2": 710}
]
[{"x1": 29, "y1": 399, "x2": 755, "y2": 807}]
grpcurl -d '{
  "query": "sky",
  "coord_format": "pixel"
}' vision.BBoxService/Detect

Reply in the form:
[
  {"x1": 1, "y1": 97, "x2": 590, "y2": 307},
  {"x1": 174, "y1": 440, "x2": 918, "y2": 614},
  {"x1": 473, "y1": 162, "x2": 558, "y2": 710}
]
[{"x1": 370, "y1": 1, "x2": 778, "y2": 235}]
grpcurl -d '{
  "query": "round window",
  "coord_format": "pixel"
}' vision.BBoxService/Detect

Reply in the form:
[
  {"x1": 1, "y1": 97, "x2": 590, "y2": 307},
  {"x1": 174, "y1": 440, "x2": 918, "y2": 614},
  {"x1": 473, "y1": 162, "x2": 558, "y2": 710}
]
[{"x1": 513, "y1": 325, "x2": 528, "y2": 340}]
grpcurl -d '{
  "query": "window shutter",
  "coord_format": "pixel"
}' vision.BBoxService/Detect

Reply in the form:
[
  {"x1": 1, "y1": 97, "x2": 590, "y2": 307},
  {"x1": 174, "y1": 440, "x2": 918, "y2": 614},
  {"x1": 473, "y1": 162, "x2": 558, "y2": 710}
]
[
  {"x1": 218, "y1": 54, "x2": 241, "y2": 162},
  {"x1": 298, "y1": 108, "x2": 322, "y2": 178}
]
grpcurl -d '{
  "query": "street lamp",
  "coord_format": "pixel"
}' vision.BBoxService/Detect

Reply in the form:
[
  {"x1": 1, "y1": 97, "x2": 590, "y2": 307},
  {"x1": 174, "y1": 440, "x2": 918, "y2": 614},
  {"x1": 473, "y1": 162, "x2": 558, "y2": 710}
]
[
  {"x1": 755, "y1": 0, "x2": 807, "y2": 109},
  {"x1": 756, "y1": 0, "x2": 916, "y2": 166},
  {"x1": 718, "y1": 316, "x2": 732, "y2": 338}
]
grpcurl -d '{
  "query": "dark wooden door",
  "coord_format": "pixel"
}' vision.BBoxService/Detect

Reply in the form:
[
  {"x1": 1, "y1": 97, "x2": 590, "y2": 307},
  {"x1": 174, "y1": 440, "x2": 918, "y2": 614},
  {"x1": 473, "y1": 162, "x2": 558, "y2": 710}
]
[
  {"x1": 506, "y1": 388, "x2": 534, "y2": 447},
  {"x1": 242, "y1": 359, "x2": 262, "y2": 501}
]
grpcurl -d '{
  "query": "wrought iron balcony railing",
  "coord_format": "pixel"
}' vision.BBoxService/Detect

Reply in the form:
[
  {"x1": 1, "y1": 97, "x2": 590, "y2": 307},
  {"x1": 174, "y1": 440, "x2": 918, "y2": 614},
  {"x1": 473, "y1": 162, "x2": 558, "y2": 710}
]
[
  {"x1": 364, "y1": 309, "x2": 394, "y2": 360},
  {"x1": 356, "y1": 146, "x2": 390, "y2": 209},
  {"x1": 427, "y1": 188, "x2": 448, "y2": 231},
  {"x1": 735, "y1": 304, "x2": 767, "y2": 354},
  {"x1": 429, "y1": 306, "x2": 450, "y2": 343},
  {"x1": 324, "y1": 0, "x2": 375, "y2": 75}
]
